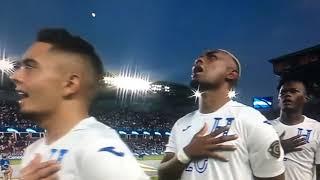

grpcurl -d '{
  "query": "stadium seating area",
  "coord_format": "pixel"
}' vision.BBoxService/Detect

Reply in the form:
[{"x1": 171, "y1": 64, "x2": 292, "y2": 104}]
[
  {"x1": 0, "y1": 100, "x2": 187, "y2": 157},
  {"x1": 95, "y1": 109, "x2": 186, "y2": 132},
  {"x1": 0, "y1": 101, "x2": 39, "y2": 130},
  {"x1": 1, "y1": 99, "x2": 319, "y2": 158}
]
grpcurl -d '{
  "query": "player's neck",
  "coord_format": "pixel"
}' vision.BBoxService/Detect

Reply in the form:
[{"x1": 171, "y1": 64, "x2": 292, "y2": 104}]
[
  {"x1": 40, "y1": 104, "x2": 89, "y2": 145},
  {"x1": 280, "y1": 111, "x2": 304, "y2": 125},
  {"x1": 199, "y1": 88, "x2": 230, "y2": 114}
]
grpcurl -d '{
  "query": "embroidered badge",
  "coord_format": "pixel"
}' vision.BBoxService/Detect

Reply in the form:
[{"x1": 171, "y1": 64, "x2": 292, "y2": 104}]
[{"x1": 268, "y1": 140, "x2": 281, "y2": 158}]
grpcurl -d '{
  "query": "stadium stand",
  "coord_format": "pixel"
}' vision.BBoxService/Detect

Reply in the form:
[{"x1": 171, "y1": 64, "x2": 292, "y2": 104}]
[{"x1": 0, "y1": 99, "x2": 192, "y2": 158}]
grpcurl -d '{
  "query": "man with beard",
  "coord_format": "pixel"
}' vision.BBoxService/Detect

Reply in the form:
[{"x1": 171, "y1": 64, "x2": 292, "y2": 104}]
[
  {"x1": 269, "y1": 76, "x2": 320, "y2": 180},
  {"x1": 158, "y1": 49, "x2": 285, "y2": 180},
  {"x1": 11, "y1": 28, "x2": 149, "y2": 180}
]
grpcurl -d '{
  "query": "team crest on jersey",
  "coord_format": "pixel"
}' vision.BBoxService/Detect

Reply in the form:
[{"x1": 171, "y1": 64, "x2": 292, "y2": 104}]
[{"x1": 268, "y1": 140, "x2": 280, "y2": 158}]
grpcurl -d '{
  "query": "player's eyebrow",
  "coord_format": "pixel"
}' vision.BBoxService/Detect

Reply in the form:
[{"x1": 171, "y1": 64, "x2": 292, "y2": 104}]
[
  {"x1": 20, "y1": 58, "x2": 39, "y2": 67},
  {"x1": 205, "y1": 52, "x2": 218, "y2": 59},
  {"x1": 280, "y1": 88, "x2": 302, "y2": 93}
]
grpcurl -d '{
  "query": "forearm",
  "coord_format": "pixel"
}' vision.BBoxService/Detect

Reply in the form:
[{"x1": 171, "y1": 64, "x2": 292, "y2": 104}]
[{"x1": 158, "y1": 156, "x2": 189, "y2": 180}]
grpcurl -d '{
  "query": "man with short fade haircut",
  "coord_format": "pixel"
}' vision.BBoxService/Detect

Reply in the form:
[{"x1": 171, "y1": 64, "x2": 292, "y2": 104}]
[
  {"x1": 11, "y1": 28, "x2": 149, "y2": 180},
  {"x1": 268, "y1": 75, "x2": 320, "y2": 180},
  {"x1": 158, "y1": 49, "x2": 285, "y2": 180}
]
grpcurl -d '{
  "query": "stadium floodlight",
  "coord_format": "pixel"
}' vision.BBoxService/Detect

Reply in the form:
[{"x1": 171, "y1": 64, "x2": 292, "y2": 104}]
[
  {"x1": 104, "y1": 65, "x2": 151, "y2": 104},
  {"x1": 165, "y1": 132, "x2": 171, "y2": 136},
  {"x1": 26, "y1": 128, "x2": 37, "y2": 133},
  {"x1": 105, "y1": 76, "x2": 151, "y2": 91},
  {"x1": 0, "y1": 49, "x2": 16, "y2": 75},
  {"x1": 0, "y1": 49, "x2": 17, "y2": 84},
  {"x1": 118, "y1": 131, "x2": 127, "y2": 135},
  {"x1": 103, "y1": 65, "x2": 151, "y2": 91},
  {"x1": 7, "y1": 128, "x2": 18, "y2": 133}
]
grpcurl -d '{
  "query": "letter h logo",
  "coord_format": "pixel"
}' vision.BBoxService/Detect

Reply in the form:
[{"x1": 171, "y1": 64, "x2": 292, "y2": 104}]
[{"x1": 297, "y1": 128, "x2": 312, "y2": 143}]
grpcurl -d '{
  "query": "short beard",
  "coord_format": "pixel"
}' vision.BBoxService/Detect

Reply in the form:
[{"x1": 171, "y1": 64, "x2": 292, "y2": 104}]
[
  {"x1": 20, "y1": 111, "x2": 42, "y2": 124},
  {"x1": 190, "y1": 80, "x2": 220, "y2": 91}
]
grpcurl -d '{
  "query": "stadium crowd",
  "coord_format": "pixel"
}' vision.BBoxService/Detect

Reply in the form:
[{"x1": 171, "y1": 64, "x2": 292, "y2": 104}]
[
  {"x1": 94, "y1": 109, "x2": 186, "y2": 132},
  {"x1": 0, "y1": 100, "x2": 185, "y2": 157},
  {"x1": 0, "y1": 101, "x2": 39, "y2": 130},
  {"x1": 1, "y1": 99, "x2": 319, "y2": 158}
]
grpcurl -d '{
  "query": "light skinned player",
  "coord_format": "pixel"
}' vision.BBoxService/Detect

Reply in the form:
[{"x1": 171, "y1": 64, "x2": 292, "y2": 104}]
[{"x1": 11, "y1": 28, "x2": 149, "y2": 180}]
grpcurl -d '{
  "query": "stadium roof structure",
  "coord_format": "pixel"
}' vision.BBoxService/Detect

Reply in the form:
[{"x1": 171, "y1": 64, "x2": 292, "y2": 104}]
[
  {"x1": 269, "y1": 44, "x2": 320, "y2": 76},
  {"x1": 269, "y1": 44, "x2": 320, "y2": 98}
]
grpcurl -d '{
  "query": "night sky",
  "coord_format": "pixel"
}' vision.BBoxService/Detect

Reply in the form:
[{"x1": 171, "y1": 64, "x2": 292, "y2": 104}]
[{"x1": 1, "y1": 0, "x2": 320, "y2": 105}]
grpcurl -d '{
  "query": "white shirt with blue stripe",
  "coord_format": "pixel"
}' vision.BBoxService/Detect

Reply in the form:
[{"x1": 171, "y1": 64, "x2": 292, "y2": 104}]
[{"x1": 21, "y1": 117, "x2": 149, "y2": 180}]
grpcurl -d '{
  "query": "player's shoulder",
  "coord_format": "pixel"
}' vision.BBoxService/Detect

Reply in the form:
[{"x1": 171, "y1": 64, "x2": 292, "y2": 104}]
[
  {"x1": 304, "y1": 116, "x2": 320, "y2": 124},
  {"x1": 173, "y1": 110, "x2": 198, "y2": 127},
  {"x1": 73, "y1": 117, "x2": 119, "y2": 139},
  {"x1": 230, "y1": 101, "x2": 276, "y2": 134},
  {"x1": 230, "y1": 101, "x2": 267, "y2": 122},
  {"x1": 303, "y1": 116, "x2": 320, "y2": 130},
  {"x1": 24, "y1": 138, "x2": 45, "y2": 154},
  {"x1": 266, "y1": 117, "x2": 281, "y2": 126},
  {"x1": 72, "y1": 117, "x2": 130, "y2": 151}
]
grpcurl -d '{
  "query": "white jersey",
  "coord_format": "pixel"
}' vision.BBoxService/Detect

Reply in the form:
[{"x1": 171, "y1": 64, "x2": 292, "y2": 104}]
[
  {"x1": 165, "y1": 101, "x2": 285, "y2": 180},
  {"x1": 269, "y1": 116, "x2": 320, "y2": 180},
  {"x1": 21, "y1": 117, "x2": 149, "y2": 180}
]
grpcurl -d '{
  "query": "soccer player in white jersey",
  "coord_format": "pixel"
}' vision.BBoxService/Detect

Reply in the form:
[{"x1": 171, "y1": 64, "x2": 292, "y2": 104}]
[
  {"x1": 10, "y1": 28, "x2": 149, "y2": 180},
  {"x1": 158, "y1": 49, "x2": 285, "y2": 180},
  {"x1": 269, "y1": 75, "x2": 320, "y2": 180}
]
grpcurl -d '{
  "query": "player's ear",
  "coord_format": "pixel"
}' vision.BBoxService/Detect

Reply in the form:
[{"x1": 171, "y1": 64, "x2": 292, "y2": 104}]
[
  {"x1": 226, "y1": 69, "x2": 239, "y2": 82},
  {"x1": 62, "y1": 73, "x2": 81, "y2": 98}
]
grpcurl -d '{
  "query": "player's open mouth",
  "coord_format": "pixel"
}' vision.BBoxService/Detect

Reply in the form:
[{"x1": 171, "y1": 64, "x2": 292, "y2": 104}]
[
  {"x1": 192, "y1": 66, "x2": 204, "y2": 77},
  {"x1": 193, "y1": 66, "x2": 203, "y2": 73},
  {"x1": 16, "y1": 90, "x2": 29, "y2": 102}
]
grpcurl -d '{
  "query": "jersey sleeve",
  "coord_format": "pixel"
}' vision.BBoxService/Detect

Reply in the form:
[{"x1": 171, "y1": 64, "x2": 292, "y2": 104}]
[
  {"x1": 315, "y1": 127, "x2": 320, "y2": 165},
  {"x1": 164, "y1": 122, "x2": 178, "y2": 153},
  {"x1": 245, "y1": 111, "x2": 285, "y2": 178},
  {"x1": 79, "y1": 138, "x2": 149, "y2": 180}
]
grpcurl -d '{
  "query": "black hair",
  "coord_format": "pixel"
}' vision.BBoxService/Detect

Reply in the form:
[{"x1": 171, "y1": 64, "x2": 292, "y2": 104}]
[
  {"x1": 277, "y1": 73, "x2": 309, "y2": 95},
  {"x1": 36, "y1": 28, "x2": 104, "y2": 81}
]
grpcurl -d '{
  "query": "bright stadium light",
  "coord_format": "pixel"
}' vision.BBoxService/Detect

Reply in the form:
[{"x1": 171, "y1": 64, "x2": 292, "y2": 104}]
[
  {"x1": 104, "y1": 65, "x2": 152, "y2": 104},
  {"x1": 228, "y1": 89, "x2": 237, "y2": 99},
  {"x1": 189, "y1": 86, "x2": 202, "y2": 102},
  {"x1": 0, "y1": 49, "x2": 17, "y2": 84},
  {"x1": 105, "y1": 76, "x2": 150, "y2": 91}
]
